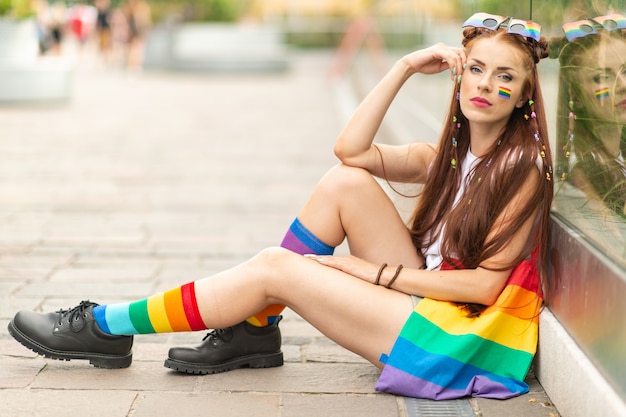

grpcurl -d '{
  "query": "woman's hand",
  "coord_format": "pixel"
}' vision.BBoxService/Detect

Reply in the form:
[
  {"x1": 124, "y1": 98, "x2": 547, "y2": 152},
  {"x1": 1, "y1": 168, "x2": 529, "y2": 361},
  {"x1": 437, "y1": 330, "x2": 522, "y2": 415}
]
[
  {"x1": 401, "y1": 43, "x2": 467, "y2": 81},
  {"x1": 305, "y1": 254, "x2": 382, "y2": 285}
]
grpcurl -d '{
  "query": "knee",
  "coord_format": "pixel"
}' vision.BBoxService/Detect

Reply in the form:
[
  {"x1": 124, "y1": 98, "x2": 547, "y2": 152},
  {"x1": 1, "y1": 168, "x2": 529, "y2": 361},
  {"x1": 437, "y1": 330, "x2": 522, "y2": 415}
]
[
  {"x1": 251, "y1": 247, "x2": 296, "y2": 280},
  {"x1": 248, "y1": 247, "x2": 301, "y2": 288},
  {"x1": 317, "y1": 164, "x2": 376, "y2": 196}
]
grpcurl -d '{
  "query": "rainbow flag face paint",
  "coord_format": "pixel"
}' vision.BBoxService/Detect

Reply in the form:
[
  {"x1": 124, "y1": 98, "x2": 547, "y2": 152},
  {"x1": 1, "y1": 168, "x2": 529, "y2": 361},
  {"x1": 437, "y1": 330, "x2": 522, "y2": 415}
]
[
  {"x1": 498, "y1": 87, "x2": 512, "y2": 99},
  {"x1": 595, "y1": 87, "x2": 610, "y2": 100}
]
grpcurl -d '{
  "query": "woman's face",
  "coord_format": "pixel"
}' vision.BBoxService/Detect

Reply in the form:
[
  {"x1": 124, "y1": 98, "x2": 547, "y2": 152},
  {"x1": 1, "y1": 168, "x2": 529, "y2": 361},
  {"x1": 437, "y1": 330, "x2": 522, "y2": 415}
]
[
  {"x1": 571, "y1": 36, "x2": 626, "y2": 124},
  {"x1": 459, "y1": 36, "x2": 529, "y2": 128}
]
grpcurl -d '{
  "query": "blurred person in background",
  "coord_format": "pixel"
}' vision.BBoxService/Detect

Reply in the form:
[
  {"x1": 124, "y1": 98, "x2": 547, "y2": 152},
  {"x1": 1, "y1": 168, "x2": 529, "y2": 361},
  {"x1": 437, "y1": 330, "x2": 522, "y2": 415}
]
[
  {"x1": 35, "y1": 0, "x2": 67, "y2": 55},
  {"x1": 95, "y1": 0, "x2": 112, "y2": 61},
  {"x1": 67, "y1": 2, "x2": 97, "y2": 47},
  {"x1": 123, "y1": 0, "x2": 151, "y2": 69}
]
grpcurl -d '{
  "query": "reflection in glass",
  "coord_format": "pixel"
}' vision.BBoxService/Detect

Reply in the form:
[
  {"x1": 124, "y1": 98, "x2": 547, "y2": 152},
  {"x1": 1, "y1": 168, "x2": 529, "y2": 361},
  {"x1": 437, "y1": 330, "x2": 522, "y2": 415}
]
[
  {"x1": 540, "y1": 5, "x2": 626, "y2": 405},
  {"x1": 553, "y1": 12, "x2": 626, "y2": 274},
  {"x1": 556, "y1": 15, "x2": 626, "y2": 218}
]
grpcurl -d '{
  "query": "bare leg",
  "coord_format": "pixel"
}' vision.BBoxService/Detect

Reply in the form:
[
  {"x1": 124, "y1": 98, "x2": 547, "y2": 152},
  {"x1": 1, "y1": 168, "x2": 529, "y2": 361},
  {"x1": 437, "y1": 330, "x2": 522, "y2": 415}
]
[
  {"x1": 248, "y1": 165, "x2": 424, "y2": 323},
  {"x1": 297, "y1": 164, "x2": 424, "y2": 267},
  {"x1": 196, "y1": 247, "x2": 414, "y2": 367},
  {"x1": 248, "y1": 164, "x2": 423, "y2": 325},
  {"x1": 196, "y1": 164, "x2": 425, "y2": 366}
]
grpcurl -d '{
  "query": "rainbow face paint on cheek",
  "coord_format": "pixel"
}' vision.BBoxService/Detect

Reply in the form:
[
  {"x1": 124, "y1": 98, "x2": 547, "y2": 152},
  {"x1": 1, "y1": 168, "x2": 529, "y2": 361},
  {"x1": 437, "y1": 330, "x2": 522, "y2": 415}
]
[
  {"x1": 498, "y1": 87, "x2": 512, "y2": 99},
  {"x1": 595, "y1": 87, "x2": 610, "y2": 100}
]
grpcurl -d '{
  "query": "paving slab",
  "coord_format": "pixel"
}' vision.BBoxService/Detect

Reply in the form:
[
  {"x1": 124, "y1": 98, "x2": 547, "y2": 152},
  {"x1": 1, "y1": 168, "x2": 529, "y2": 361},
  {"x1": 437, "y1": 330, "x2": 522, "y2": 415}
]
[
  {"x1": 0, "y1": 389, "x2": 137, "y2": 417},
  {"x1": 281, "y1": 393, "x2": 401, "y2": 417},
  {"x1": 132, "y1": 392, "x2": 281, "y2": 417}
]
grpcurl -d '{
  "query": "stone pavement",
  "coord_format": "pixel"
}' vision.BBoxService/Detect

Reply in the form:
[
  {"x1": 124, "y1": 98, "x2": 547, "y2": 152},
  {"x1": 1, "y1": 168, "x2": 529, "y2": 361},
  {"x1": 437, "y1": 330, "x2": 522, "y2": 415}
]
[{"x1": 0, "y1": 50, "x2": 560, "y2": 416}]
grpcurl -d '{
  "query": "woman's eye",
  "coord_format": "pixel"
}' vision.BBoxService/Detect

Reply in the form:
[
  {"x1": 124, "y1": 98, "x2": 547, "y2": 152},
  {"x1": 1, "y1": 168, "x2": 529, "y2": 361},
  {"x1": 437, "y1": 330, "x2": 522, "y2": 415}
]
[
  {"x1": 470, "y1": 66, "x2": 482, "y2": 73},
  {"x1": 593, "y1": 73, "x2": 613, "y2": 83},
  {"x1": 498, "y1": 74, "x2": 513, "y2": 82}
]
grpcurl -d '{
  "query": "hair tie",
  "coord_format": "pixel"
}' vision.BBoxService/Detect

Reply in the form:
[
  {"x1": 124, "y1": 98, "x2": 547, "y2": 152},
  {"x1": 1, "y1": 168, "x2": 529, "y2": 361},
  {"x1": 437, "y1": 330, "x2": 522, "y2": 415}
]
[
  {"x1": 386, "y1": 265, "x2": 404, "y2": 289},
  {"x1": 375, "y1": 263, "x2": 388, "y2": 285}
]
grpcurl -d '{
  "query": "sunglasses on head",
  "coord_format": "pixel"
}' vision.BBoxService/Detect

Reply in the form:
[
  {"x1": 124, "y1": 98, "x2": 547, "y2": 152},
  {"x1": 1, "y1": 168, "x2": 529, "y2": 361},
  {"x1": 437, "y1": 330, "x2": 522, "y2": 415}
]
[
  {"x1": 462, "y1": 12, "x2": 542, "y2": 42},
  {"x1": 562, "y1": 13, "x2": 626, "y2": 42}
]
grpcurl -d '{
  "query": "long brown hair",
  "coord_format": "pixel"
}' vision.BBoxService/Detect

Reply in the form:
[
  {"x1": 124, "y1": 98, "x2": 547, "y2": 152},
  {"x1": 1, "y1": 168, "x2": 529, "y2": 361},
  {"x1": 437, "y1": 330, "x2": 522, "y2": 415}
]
[{"x1": 410, "y1": 27, "x2": 553, "y2": 315}]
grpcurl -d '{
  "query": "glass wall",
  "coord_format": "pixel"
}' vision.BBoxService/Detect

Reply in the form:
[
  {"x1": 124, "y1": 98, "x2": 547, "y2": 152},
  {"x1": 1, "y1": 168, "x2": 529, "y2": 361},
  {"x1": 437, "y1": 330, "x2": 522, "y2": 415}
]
[
  {"x1": 532, "y1": 0, "x2": 626, "y2": 402},
  {"x1": 549, "y1": 2, "x2": 626, "y2": 268}
]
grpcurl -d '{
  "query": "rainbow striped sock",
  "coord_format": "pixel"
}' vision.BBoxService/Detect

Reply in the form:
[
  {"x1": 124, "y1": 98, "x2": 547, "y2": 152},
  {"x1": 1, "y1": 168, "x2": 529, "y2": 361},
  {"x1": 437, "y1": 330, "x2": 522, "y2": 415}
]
[
  {"x1": 93, "y1": 219, "x2": 335, "y2": 334},
  {"x1": 245, "y1": 217, "x2": 335, "y2": 327},
  {"x1": 279, "y1": 217, "x2": 336, "y2": 256},
  {"x1": 93, "y1": 282, "x2": 207, "y2": 335}
]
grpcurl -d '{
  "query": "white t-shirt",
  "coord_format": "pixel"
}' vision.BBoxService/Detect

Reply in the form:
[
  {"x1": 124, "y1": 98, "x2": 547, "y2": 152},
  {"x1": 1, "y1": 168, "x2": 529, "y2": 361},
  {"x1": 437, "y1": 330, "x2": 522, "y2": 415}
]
[
  {"x1": 421, "y1": 149, "x2": 544, "y2": 270},
  {"x1": 422, "y1": 150, "x2": 480, "y2": 271}
]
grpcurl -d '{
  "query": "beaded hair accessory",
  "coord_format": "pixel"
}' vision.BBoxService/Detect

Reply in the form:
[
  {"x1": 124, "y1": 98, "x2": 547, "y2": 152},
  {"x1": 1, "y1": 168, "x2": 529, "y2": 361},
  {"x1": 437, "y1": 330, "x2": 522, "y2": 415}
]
[
  {"x1": 450, "y1": 92, "x2": 461, "y2": 170},
  {"x1": 558, "y1": 99, "x2": 576, "y2": 181},
  {"x1": 527, "y1": 99, "x2": 552, "y2": 181}
]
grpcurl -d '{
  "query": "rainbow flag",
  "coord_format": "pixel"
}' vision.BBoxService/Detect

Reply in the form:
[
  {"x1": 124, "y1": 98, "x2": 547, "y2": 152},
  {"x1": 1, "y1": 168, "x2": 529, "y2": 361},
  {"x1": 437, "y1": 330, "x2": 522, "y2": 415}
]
[
  {"x1": 595, "y1": 87, "x2": 610, "y2": 100},
  {"x1": 498, "y1": 87, "x2": 512, "y2": 99},
  {"x1": 375, "y1": 254, "x2": 542, "y2": 399}
]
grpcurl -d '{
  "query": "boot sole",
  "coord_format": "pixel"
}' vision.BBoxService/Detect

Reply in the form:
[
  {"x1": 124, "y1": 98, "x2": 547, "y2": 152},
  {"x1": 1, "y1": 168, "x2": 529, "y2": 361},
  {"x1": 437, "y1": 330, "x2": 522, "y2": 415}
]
[
  {"x1": 7, "y1": 320, "x2": 132, "y2": 369},
  {"x1": 163, "y1": 351, "x2": 284, "y2": 375}
]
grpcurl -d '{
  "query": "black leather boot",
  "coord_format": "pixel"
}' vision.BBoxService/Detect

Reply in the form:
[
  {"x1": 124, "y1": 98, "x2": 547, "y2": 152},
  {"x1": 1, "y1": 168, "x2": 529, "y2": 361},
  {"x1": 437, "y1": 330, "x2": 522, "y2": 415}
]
[
  {"x1": 8, "y1": 300, "x2": 133, "y2": 369},
  {"x1": 164, "y1": 316, "x2": 283, "y2": 375}
]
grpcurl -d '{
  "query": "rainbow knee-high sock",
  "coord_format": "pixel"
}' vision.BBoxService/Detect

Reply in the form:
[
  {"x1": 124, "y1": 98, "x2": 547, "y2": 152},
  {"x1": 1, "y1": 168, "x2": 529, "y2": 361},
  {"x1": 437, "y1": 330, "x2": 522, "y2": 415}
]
[
  {"x1": 245, "y1": 217, "x2": 335, "y2": 327},
  {"x1": 280, "y1": 217, "x2": 336, "y2": 258},
  {"x1": 93, "y1": 282, "x2": 207, "y2": 335},
  {"x1": 92, "y1": 218, "x2": 335, "y2": 334}
]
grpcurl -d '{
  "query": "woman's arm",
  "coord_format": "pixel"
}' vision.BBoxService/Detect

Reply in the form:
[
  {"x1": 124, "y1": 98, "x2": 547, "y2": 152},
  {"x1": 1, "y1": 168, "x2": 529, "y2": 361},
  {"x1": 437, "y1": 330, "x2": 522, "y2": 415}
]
[{"x1": 334, "y1": 44, "x2": 466, "y2": 182}]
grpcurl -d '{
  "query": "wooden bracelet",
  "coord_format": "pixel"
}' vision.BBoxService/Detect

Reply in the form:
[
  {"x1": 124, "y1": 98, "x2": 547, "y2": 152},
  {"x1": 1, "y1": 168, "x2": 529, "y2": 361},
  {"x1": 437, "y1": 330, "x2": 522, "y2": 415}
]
[
  {"x1": 386, "y1": 264, "x2": 404, "y2": 289},
  {"x1": 375, "y1": 263, "x2": 388, "y2": 285}
]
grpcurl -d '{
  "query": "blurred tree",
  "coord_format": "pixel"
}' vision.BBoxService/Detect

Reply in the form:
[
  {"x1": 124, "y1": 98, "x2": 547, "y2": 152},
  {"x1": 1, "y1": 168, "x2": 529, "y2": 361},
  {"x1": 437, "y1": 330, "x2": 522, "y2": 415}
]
[
  {"x1": 148, "y1": 0, "x2": 252, "y2": 22},
  {"x1": 0, "y1": 0, "x2": 35, "y2": 18}
]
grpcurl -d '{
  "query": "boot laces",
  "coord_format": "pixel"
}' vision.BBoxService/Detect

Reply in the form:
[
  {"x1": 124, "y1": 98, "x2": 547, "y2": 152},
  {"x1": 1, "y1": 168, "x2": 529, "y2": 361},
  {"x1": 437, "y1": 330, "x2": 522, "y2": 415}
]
[
  {"x1": 202, "y1": 327, "x2": 233, "y2": 344},
  {"x1": 56, "y1": 300, "x2": 98, "y2": 332}
]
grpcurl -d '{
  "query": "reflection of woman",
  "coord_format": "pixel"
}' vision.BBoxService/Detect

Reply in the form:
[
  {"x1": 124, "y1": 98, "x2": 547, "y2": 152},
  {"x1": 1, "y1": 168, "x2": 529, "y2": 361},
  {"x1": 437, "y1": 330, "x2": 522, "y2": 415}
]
[{"x1": 556, "y1": 14, "x2": 626, "y2": 216}]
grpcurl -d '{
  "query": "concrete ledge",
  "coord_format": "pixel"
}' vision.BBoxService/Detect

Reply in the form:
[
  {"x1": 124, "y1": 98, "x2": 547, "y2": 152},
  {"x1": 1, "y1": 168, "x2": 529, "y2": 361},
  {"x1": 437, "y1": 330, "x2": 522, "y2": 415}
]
[
  {"x1": 0, "y1": 18, "x2": 39, "y2": 61},
  {"x1": 536, "y1": 309, "x2": 626, "y2": 417},
  {"x1": 0, "y1": 58, "x2": 73, "y2": 102},
  {"x1": 0, "y1": 18, "x2": 73, "y2": 103},
  {"x1": 144, "y1": 23, "x2": 289, "y2": 72}
]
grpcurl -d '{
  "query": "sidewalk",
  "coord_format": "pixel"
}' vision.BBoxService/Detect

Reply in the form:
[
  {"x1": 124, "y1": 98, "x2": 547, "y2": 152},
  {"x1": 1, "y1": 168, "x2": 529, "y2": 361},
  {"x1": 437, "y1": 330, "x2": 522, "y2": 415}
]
[{"x1": 0, "y1": 50, "x2": 559, "y2": 417}]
